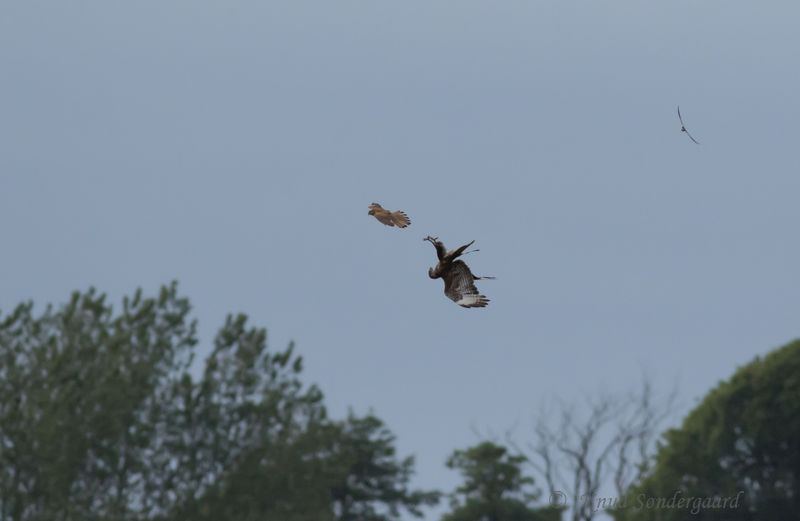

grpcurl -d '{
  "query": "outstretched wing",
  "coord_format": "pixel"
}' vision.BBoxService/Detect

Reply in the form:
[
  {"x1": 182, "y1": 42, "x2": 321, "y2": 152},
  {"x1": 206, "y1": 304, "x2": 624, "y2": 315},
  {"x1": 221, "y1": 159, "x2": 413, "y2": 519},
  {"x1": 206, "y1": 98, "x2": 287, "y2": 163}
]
[
  {"x1": 368, "y1": 203, "x2": 395, "y2": 226},
  {"x1": 677, "y1": 106, "x2": 700, "y2": 144},
  {"x1": 373, "y1": 211, "x2": 396, "y2": 226},
  {"x1": 390, "y1": 210, "x2": 411, "y2": 228},
  {"x1": 442, "y1": 260, "x2": 490, "y2": 308},
  {"x1": 445, "y1": 240, "x2": 475, "y2": 262},
  {"x1": 683, "y1": 128, "x2": 700, "y2": 145}
]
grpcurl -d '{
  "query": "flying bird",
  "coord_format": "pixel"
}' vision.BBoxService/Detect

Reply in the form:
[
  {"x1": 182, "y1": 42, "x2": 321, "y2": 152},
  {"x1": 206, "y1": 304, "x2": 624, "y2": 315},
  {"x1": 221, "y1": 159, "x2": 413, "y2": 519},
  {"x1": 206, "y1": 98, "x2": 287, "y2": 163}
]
[
  {"x1": 424, "y1": 236, "x2": 495, "y2": 308},
  {"x1": 677, "y1": 106, "x2": 700, "y2": 144},
  {"x1": 368, "y1": 203, "x2": 411, "y2": 228}
]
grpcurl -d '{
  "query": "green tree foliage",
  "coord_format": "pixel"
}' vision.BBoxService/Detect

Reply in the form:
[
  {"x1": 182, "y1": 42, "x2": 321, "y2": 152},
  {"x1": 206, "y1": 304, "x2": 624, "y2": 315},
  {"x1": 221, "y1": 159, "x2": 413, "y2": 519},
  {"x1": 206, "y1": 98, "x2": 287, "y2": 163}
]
[
  {"x1": 194, "y1": 412, "x2": 439, "y2": 521},
  {"x1": 0, "y1": 283, "x2": 437, "y2": 521},
  {"x1": 327, "y1": 413, "x2": 440, "y2": 521},
  {"x1": 612, "y1": 339, "x2": 800, "y2": 521},
  {"x1": 442, "y1": 442, "x2": 562, "y2": 521}
]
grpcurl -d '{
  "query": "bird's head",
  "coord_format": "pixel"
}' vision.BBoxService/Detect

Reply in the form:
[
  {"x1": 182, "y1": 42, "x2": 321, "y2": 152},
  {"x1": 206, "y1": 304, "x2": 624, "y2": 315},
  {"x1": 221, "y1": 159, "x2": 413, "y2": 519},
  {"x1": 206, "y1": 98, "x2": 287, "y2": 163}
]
[
  {"x1": 368, "y1": 203, "x2": 381, "y2": 215},
  {"x1": 428, "y1": 267, "x2": 436, "y2": 279},
  {"x1": 423, "y1": 236, "x2": 438, "y2": 244}
]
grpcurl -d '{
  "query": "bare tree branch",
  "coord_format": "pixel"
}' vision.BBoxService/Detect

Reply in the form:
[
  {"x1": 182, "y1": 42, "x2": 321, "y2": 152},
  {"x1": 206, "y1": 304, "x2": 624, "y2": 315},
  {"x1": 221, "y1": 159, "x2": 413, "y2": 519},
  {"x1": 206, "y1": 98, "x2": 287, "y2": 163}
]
[{"x1": 514, "y1": 378, "x2": 679, "y2": 521}]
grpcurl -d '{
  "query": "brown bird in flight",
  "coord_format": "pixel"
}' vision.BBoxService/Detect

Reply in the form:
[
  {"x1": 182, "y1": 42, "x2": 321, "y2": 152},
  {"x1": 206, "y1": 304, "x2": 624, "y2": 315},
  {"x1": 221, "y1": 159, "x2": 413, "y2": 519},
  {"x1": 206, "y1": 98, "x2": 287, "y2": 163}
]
[
  {"x1": 368, "y1": 203, "x2": 411, "y2": 228},
  {"x1": 424, "y1": 236, "x2": 495, "y2": 308},
  {"x1": 677, "y1": 106, "x2": 700, "y2": 144}
]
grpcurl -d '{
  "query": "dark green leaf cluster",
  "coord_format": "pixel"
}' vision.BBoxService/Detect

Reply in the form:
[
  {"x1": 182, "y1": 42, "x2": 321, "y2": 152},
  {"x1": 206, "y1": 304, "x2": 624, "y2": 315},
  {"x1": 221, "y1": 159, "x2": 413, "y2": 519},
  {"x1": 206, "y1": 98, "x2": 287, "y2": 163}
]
[
  {"x1": 612, "y1": 339, "x2": 800, "y2": 521},
  {"x1": 442, "y1": 442, "x2": 562, "y2": 521}
]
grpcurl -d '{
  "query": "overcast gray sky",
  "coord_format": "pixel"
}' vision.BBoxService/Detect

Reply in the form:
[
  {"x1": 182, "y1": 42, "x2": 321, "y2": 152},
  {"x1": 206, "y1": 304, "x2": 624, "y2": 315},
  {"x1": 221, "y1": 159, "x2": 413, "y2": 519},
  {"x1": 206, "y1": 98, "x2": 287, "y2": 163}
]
[{"x1": 2, "y1": 1, "x2": 800, "y2": 519}]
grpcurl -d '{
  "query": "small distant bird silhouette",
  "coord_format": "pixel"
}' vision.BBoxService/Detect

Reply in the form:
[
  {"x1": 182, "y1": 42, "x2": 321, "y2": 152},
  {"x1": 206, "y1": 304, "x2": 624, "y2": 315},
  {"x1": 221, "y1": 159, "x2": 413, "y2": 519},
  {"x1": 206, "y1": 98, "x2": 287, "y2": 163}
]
[
  {"x1": 424, "y1": 236, "x2": 495, "y2": 308},
  {"x1": 368, "y1": 203, "x2": 410, "y2": 228},
  {"x1": 677, "y1": 106, "x2": 700, "y2": 144}
]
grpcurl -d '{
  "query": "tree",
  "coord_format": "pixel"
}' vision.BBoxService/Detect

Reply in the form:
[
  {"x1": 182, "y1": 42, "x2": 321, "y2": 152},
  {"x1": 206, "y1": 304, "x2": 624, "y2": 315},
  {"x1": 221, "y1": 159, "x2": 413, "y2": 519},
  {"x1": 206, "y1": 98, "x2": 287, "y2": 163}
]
[
  {"x1": 442, "y1": 442, "x2": 562, "y2": 521},
  {"x1": 162, "y1": 308, "x2": 330, "y2": 521},
  {"x1": 0, "y1": 284, "x2": 198, "y2": 521},
  {"x1": 611, "y1": 340, "x2": 800, "y2": 521},
  {"x1": 514, "y1": 379, "x2": 676, "y2": 521},
  {"x1": 327, "y1": 413, "x2": 440, "y2": 521},
  {"x1": 193, "y1": 411, "x2": 440, "y2": 521},
  {"x1": 0, "y1": 283, "x2": 438, "y2": 521}
]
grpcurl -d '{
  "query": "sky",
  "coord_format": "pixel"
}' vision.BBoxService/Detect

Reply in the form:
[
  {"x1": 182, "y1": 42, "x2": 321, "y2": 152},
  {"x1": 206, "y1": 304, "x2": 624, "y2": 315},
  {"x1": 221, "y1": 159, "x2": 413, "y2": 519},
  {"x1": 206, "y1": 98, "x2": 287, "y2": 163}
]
[{"x1": 2, "y1": 1, "x2": 800, "y2": 519}]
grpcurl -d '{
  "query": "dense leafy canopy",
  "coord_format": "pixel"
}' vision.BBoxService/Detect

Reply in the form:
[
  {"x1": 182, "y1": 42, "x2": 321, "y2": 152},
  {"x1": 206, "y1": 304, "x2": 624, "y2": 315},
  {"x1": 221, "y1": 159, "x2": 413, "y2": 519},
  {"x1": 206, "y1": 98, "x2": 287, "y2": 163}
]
[
  {"x1": 0, "y1": 284, "x2": 437, "y2": 521},
  {"x1": 612, "y1": 339, "x2": 800, "y2": 521},
  {"x1": 2, "y1": 283, "x2": 795, "y2": 521},
  {"x1": 442, "y1": 442, "x2": 562, "y2": 521}
]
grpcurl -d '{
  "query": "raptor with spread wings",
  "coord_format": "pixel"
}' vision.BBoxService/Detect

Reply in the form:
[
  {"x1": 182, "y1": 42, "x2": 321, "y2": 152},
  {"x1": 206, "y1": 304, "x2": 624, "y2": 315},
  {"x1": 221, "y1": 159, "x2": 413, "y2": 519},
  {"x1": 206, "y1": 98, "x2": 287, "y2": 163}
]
[
  {"x1": 677, "y1": 106, "x2": 700, "y2": 145},
  {"x1": 424, "y1": 236, "x2": 495, "y2": 308},
  {"x1": 368, "y1": 203, "x2": 411, "y2": 228}
]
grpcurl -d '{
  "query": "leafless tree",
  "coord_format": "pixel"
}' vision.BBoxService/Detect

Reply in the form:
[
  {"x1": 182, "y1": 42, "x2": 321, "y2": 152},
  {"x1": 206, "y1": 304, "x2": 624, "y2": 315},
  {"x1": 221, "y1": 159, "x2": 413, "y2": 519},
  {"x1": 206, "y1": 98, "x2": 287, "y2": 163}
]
[{"x1": 508, "y1": 378, "x2": 678, "y2": 521}]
